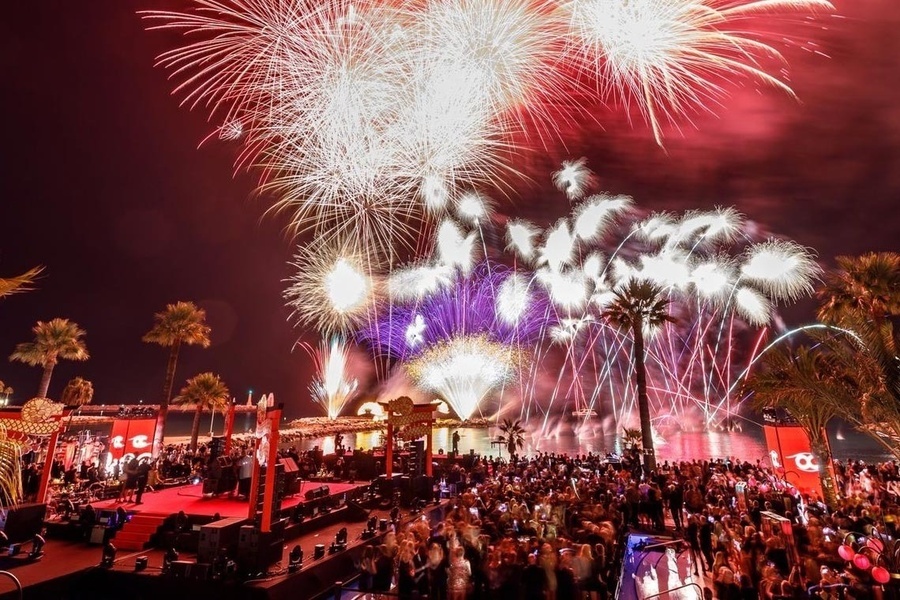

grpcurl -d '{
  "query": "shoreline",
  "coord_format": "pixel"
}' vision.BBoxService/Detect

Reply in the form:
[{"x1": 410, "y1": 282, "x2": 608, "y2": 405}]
[{"x1": 162, "y1": 415, "x2": 492, "y2": 447}]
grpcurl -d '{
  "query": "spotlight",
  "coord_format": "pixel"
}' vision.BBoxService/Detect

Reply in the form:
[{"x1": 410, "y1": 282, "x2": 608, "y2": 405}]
[
  {"x1": 7, "y1": 544, "x2": 21, "y2": 557},
  {"x1": 379, "y1": 518, "x2": 388, "y2": 532},
  {"x1": 390, "y1": 507, "x2": 400, "y2": 522},
  {"x1": 135, "y1": 556, "x2": 149, "y2": 572},
  {"x1": 367, "y1": 516, "x2": 377, "y2": 531},
  {"x1": 292, "y1": 503, "x2": 305, "y2": 524},
  {"x1": 28, "y1": 535, "x2": 45, "y2": 560},
  {"x1": 288, "y1": 545, "x2": 303, "y2": 573},
  {"x1": 100, "y1": 542, "x2": 117, "y2": 568},
  {"x1": 336, "y1": 527, "x2": 348, "y2": 546}
]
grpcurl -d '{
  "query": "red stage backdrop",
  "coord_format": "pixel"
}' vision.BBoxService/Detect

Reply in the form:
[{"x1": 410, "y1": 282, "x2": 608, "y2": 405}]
[
  {"x1": 763, "y1": 424, "x2": 824, "y2": 498},
  {"x1": 109, "y1": 419, "x2": 155, "y2": 460}
]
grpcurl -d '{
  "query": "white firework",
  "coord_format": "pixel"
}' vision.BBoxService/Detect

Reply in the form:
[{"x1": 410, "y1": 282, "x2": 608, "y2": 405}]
[
  {"x1": 741, "y1": 240, "x2": 821, "y2": 302},
  {"x1": 553, "y1": 158, "x2": 595, "y2": 200},
  {"x1": 506, "y1": 219, "x2": 541, "y2": 262},
  {"x1": 406, "y1": 335, "x2": 519, "y2": 420},
  {"x1": 573, "y1": 193, "x2": 634, "y2": 242},
  {"x1": 436, "y1": 219, "x2": 478, "y2": 275},
  {"x1": 497, "y1": 272, "x2": 532, "y2": 326},
  {"x1": 538, "y1": 219, "x2": 576, "y2": 271},
  {"x1": 284, "y1": 244, "x2": 377, "y2": 334},
  {"x1": 310, "y1": 337, "x2": 360, "y2": 420}
]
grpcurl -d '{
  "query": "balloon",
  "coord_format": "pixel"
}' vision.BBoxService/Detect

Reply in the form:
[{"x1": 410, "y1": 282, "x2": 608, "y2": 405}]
[
  {"x1": 853, "y1": 554, "x2": 871, "y2": 570},
  {"x1": 838, "y1": 545, "x2": 856, "y2": 561},
  {"x1": 872, "y1": 566, "x2": 891, "y2": 584}
]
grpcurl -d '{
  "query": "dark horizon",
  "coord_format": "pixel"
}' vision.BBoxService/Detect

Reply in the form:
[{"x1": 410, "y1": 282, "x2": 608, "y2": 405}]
[{"x1": 1, "y1": 0, "x2": 898, "y2": 419}]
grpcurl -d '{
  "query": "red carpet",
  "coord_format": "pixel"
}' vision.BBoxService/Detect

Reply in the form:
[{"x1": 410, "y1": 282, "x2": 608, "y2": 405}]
[{"x1": 91, "y1": 480, "x2": 365, "y2": 519}]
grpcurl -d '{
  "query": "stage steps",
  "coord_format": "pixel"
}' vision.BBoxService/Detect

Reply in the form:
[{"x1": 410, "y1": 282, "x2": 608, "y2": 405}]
[{"x1": 112, "y1": 512, "x2": 168, "y2": 551}]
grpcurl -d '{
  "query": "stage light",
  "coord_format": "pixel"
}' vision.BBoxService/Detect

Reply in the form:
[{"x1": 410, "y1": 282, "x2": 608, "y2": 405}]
[
  {"x1": 367, "y1": 516, "x2": 377, "y2": 531},
  {"x1": 28, "y1": 535, "x2": 45, "y2": 560},
  {"x1": 313, "y1": 544, "x2": 325, "y2": 560},
  {"x1": 390, "y1": 507, "x2": 400, "y2": 522},
  {"x1": 292, "y1": 503, "x2": 305, "y2": 524},
  {"x1": 0, "y1": 531, "x2": 8, "y2": 550},
  {"x1": 7, "y1": 544, "x2": 21, "y2": 557},
  {"x1": 135, "y1": 555, "x2": 149, "y2": 572},
  {"x1": 335, "y1": 527, "x2": 348, "y2": 546},
  {"x1": 100, "y1": 542, "x2": 117, "y2": 568},
  {"x1": 288, "y1": 545, "x2": 303, "y2": 573}
]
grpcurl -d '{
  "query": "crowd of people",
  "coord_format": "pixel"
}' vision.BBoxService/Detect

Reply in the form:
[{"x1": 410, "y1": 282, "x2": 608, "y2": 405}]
[{"x1": 357, "y1": 448, "x2": 900, "y2": 600}]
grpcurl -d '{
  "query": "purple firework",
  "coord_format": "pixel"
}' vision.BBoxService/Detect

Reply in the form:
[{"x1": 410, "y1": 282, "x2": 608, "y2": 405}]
[{"x1": 358, "y1": 263, "x2": 552, "y2": 362}]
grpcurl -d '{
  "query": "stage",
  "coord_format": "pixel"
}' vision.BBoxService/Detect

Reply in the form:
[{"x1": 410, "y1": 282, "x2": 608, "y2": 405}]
[{"x1": 89, "y1": 479, "x2": 366, "y2": 519}]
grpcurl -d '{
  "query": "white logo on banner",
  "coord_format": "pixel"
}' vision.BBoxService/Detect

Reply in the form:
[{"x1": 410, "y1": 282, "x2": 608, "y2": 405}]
[
  {"x1": 787, "y1": 452, "x2": 819, "y2": 473},
  {"x1": 130, "y1": 435, "x2": 150, "y2": 449},
  {"x1": 111, "y1": 435, "x2": 125, "y2": 449}
]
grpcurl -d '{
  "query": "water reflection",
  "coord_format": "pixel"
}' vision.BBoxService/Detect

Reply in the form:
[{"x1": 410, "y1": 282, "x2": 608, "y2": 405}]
[{"x1": 290, "y1": 424, "x2": 891, "y2": 464}]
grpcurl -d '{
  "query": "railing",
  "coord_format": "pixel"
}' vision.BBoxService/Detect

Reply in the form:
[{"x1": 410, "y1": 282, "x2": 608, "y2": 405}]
[
  {"x1": 0, "y1": 571, "x2": 22, "y2": 600},
  {"x1": 644, "y1": 582, "x2": 703, "y2": 600}
]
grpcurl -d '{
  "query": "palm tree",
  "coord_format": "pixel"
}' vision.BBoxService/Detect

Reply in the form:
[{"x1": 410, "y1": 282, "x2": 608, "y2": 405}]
[
  {"x1": 0, "y1": 266, "x2": 44, "y2": 300},
  {"x1": 817, "y1": 252, "x2": 900, "y2": 324},
  {"x1": 602, "y1": 280, "x2": 674, "y2": 473},
  {"x1": 0, "y1": 381, "x2": 12, "y2": 406},
  {"x1": 10, "y1": 318, "x2": 89, "y2": 398},
  {"x1": 497, "y1": 418, "x2": 526, "y2": 458},
  {"x1": 816, "y1": 252, "x2": 900, "y2": 456},
  {"x1": 61, "y1": 375, "x2": 94, "y2": 426},
  {"x1": 173, "y1": 372, "x2": 230, "y2": 452},
  {"x1": 143, "y1": 301, "x2": 211, "y2": 455},
  {"x1": 745, "y1": 346, "x2": 845, "y2": 507}
]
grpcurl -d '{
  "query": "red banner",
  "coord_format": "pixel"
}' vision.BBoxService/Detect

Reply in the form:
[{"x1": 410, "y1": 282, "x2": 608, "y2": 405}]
[
  {"x1": 109, "y1": 419, "x2": 155, "y2": 460},
  {"x1": 763, "y1": 424, "x2": 824, "y2": 498}
]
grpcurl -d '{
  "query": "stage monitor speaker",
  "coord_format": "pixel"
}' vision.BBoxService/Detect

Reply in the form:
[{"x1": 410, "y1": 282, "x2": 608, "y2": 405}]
[
  {"x1": 0, "y1": 503, "x2": 47, "y2": 544},
  {"x1": 169, "y1": 560, "x2": 209, "y2": 580},
  {"x1": 305, "y1": 485, "x2": 329, "y2": 501},
  {"x1": 413, "y1": 475, "x2": 433, "y2": 503},
  {"x1": 399, "y1": 476, "x2": 413, "y2": 507}
]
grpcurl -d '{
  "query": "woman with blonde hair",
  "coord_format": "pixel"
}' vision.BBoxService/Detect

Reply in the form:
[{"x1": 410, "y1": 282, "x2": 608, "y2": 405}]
[{"x1": 446, "y1": 545, "x2": 471, "y2": 600}]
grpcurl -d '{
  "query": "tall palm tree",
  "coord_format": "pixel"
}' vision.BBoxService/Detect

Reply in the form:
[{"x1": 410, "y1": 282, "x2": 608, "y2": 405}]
[
  {"x1": 9, "y1": 318, "x2": 89, "y2": 398},
  {"x1": 173, "y1": 372, "x2": 230, "y2": 452},
  {"x1": 143, "y1": 301, "x2": 211, "y2": 455},
  {"x1": 745, "y1": 346, "x2": 845, "y2": 507},
  {"x1": 602, "y1": 280, "x2": 674, "y2": 473},
  {"x1": 497, "y1": 418, "x2": 526, "y2": 458},
  {"x1": 0, "y1": 266, "x2": 44, "y2": 300}
]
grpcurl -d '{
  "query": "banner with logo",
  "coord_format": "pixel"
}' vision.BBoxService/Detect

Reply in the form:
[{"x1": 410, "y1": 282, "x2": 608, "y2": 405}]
[
  {"x1": 109, "y1": 419, "x2": 155, "y2": 460},
  {"x1": 763, "y1": 424, "x2": 824, "y2": 498}
]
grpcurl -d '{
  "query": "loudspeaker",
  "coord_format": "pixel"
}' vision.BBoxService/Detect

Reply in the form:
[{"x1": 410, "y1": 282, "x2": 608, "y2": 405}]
[
  {"x1": 399, "y1": 476, "x2": 413, "y2": 507},
  {"x1": 313, "y1": 544, "x2": 325, "y2": 560},
  {"x1": 0, "y1": 503, "x2": 47, "y2": 544},
  {"x1": 413, "y1": 475, "x2": 433, "y2": 503},
  {"x1": 305, "y1": 485, "x2": 329, "y2": 501},
  {"x1": 169, "y1": 560, "x2": 210, "y2": 580},
  {"x1": 197, "y1": 517, "x2": 245, "y2": 563}
]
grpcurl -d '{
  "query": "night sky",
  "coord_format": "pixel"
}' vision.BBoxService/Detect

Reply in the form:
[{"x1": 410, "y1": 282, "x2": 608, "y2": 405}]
[{"x1": 1, "y1": 0, "x2": 897, "y2": 419}]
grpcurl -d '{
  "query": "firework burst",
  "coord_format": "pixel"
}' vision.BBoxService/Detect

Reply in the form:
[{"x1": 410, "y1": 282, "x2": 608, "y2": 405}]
[
  {"x1": 406, "y1": 335, "x2": 520, "y2": 420},
  {"x1": 284, "y1": 244, "x2": 379, "y2": 334}
]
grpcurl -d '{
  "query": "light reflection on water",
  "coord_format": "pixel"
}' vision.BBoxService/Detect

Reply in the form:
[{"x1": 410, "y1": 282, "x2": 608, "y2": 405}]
[{"x1": 289, "y1": 423, "x2": 891, "y2": 464}]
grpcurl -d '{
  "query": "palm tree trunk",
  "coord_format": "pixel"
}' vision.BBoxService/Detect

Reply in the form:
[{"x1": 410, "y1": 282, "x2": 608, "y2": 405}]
[
  {"x1": 633, "y1": 324, "x2": 657, "y2": 473},
  {"x1": 152, "y1": 341, "x2": 182, "y2": 457},
  {"x1": 37, "y1": 361, "x2": 56, "y2": 399},
  {"x1": 190, "y1": 405, "x2": 202, "y2": 453},
  {"x1": 810, "y1": 435, "x2": 839, "y2": 507}
]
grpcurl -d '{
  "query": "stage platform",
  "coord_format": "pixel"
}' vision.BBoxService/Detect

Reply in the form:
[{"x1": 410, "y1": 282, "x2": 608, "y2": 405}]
[
  {"x1": 7, "y1": 499, "x2": 450, "y2": 600},
  {"x1": 89, "y1": 480, "x2": 365, "y2": 519}
]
